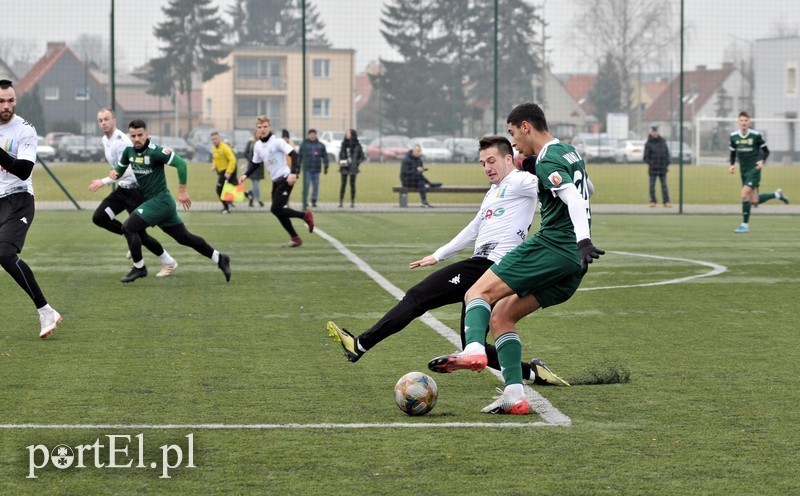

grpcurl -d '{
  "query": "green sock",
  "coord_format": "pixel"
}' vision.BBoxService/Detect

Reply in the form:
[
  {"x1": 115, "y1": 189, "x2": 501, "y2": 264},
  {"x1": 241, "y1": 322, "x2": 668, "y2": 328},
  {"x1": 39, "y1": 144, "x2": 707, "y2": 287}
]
[
  {"x1": 758, "y1": 193, "x2": 773, "y2": 204},
  {"x1": 463, "y1": 298, "x2": 491, "y2": 346},
  {"x1": 742, "y1": 200, "x2": 751, "y2": 223},
  {"x1": 496, "y1": 332, "x2": 523, "y2": 385}
]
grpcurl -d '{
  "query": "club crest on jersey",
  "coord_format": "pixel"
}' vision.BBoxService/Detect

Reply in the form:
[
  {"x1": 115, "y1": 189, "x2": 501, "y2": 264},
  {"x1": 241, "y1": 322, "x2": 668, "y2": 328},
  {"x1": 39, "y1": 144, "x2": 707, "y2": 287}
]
[
  {"x1": 144, "y1": 156, "x2": 150, "y2": 165},
  {"x1": 548, "y1": 171, "x2": 563, "y2": 186},
  {"x1": 162, "y1": 147, "x2": 172, "y2": 156}
]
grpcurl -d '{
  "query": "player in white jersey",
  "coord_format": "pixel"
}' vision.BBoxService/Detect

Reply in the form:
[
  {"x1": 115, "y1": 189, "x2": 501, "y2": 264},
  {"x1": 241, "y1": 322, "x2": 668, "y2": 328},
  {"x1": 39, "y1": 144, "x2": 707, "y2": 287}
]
[
  {"x1": 326, "y1": 136, "x2": 567, "y2": 385},
  {"x1": 0, "y1": 79, "x2": 61, "y2": 338},
  {"x1": 239, "y1": 115, "x2": 314, "y2": 248},
  {"x1": 88, "y1": 108, "x2": 178, "y2": 276}
]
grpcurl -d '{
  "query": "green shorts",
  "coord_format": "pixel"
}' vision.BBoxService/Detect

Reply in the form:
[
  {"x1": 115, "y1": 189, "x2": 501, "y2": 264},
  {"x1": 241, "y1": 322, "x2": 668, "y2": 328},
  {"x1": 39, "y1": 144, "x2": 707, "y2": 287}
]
[
  {"x1": 491, "y1": 240, "x2": 583, "y2": 308},
  {"x1": 741, "y1": 169, "x2": 761, "y2": 189},
  {"x1": 135, "y1": 192, "x2": 183, "y2": 228}
]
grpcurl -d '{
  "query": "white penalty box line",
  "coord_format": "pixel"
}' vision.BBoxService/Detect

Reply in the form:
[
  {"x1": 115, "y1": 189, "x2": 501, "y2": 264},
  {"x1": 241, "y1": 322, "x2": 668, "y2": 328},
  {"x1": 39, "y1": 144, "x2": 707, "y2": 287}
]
[{"x1": 0, "y1": 422, "x2": 556, "y2": 430}]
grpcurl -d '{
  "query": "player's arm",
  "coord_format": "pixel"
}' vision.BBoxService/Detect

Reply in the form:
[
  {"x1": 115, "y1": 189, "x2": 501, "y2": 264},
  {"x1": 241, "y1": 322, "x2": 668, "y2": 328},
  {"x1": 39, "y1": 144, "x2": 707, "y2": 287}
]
[
  {"x1": 555, "y1": 184, "x2": 604, "y2": 275},
  {"x1": 0, "y1": 146, "x2": 34, "y2": 180},
  {"x1": 166, "y1": 152, "x2": 191, "y2": 210},
  {"x1": 758, "y1": 145, "x2": 770, "y2": 169},
  {"x1": 240, "y1": 153, "x2": 262, "y2": 182},
  {"x1": 729, "y1": 139, "x2": 737, "y2": 173}
]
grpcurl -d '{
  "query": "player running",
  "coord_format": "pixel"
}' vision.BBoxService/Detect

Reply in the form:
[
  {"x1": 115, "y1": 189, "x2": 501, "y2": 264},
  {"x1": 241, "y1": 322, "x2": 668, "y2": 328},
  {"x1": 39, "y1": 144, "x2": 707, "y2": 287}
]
[
  {"x1": 110, "y1": 119, "x2": 231, "y2": 283},
  {"x1": 729, "y1": 111, "x2": 789, "y2": 233},
  {"x1": 327, "y1": 136, "x2": 569, "y2": 387},
  {"x1": 0, "y1": 79, "x2": 62, "y2": 338},
  {"x1": 428, "y1": 103, "x2": 604, "y2": 414},
  {"x1": 88, "y1": 108, "x2": 178, "y2": 276}
]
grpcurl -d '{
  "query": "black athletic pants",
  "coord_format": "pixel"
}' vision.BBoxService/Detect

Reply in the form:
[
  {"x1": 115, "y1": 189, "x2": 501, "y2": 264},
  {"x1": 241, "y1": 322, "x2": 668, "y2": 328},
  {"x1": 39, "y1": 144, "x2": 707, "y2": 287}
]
[
  {"x1": 91, "y1": 186, "x2": 166, "y2": 257},
  {"x1": 270, "y1": 177, "x2": 305, "y2": 238},
  {"x1": 122, "y1": 214, "x2": 214, "y2": 264}
]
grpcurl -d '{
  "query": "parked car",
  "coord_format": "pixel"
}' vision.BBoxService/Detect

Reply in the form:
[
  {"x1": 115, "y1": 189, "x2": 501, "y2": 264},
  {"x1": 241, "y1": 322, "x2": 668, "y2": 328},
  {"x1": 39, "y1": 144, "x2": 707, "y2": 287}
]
[
  {"x1": 668, "y1": 141, "x2": 694, "y2": 164},
  {"x1": 442, "y1": 137, "x2": 480, "y2": 163},
  {"x1": 614, "y1": 140, "x2": 646, "y2": 163},
  {"x1": 319, "y1": 130, "x2": 345, "y2": 164},
  {"x1": 410, "y1": 137, "x2": 453, "y2": 162},
  {"x1": 36, "y1": 136, "x2": 56, "y2": 162},
  {"x1": 366, "y1": 135, "x2": 411, "y2": 162},
  {"x1": 150, "y1": 135, "x2": 194, "y2": 160},
  {"x1": 56, "y1": 135, "x2": 103, "y2": 162},
  {"x1": 572, "y1": 134, "x2": 617, "y2": 163},
  {"x1": 45, "y1": 131, "x2": 73, "y2": 147},
  {"x1": 185, "y1": 127, "x2": 219, "y2": 162}
]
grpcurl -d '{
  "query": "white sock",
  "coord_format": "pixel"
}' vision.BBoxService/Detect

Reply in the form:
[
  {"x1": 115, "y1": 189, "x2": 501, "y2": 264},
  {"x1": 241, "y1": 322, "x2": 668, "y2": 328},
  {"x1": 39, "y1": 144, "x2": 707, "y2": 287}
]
[
  {"x1": 463, "y1": 342, "x2": 486, "y2": 355},
  {"x1": 159, "y1": 251, "x2": 175, "y2": 265},
  {"x1": 133, "y1": 260, "x2": 145, "y2": 268},
  {"x1": 504, "y1": 383, "x2": 525, "y2": 401},
  {"x1": 211, "y1": 251, "x2": 220, "y2": 264},
  {"x1": 37, "y1": 304, "x2": 53, "y2": 316}
]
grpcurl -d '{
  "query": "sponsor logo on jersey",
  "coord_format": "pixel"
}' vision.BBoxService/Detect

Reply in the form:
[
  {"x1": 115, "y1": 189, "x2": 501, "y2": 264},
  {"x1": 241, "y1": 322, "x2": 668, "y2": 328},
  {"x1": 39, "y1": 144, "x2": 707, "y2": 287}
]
[
  {"x1": 144, "y1": 156, "x2": 150, "y2": 165},
  {"x1": 134, "y1": 157, "x2": 144, "y2": 164},
  {"x1": 495, "y1": 185, "x2": 508, "y2": 198},
  {"x1": 162, "y1": 147, "x2": 172, "y2": 156},
  {"x1": 548, "y1": 171, "x2": 563, "y2": 186},
  {"x1": 484, "y1": 207, "x2": 506, "y2": 220}
]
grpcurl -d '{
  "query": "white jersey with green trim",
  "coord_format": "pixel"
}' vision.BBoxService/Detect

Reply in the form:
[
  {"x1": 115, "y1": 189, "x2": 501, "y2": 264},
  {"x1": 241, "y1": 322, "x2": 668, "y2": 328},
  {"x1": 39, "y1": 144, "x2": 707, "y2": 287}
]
[
  {"x1": 102, "y1": 128, "x2": 136, "y2": 188},
  {"x1": 0, "y1": 115, "x2": 37, "y2": 197},
  {"x1": 433, "y1": 168, "x2": 538, "y2": 264}
]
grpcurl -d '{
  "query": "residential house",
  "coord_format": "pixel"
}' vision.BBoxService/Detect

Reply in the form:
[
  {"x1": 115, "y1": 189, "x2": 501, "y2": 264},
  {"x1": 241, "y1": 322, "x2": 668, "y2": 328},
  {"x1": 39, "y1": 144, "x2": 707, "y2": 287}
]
[
  {"x1": 201, "y1": 45, "x2": 356, "y2": 135},
  {"x1": 642, "y1": 63, "x2": 750, "y2": 154},
  {"x1": 16, "y1": 42, "x2": 113, "y2": 134},
  {"x1": 753, "y1": 36, "x2": 800, "y2": 162}
]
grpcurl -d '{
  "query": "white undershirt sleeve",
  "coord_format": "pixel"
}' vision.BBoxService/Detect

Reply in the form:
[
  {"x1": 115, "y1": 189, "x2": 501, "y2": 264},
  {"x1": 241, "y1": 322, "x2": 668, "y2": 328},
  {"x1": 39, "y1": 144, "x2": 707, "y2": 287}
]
[
  {"x1": 432, "y1": 215, "x2": 481, "y2": 262},
  {"x1": 555, "y1": 183, "x2": 591, "y2": 242}
]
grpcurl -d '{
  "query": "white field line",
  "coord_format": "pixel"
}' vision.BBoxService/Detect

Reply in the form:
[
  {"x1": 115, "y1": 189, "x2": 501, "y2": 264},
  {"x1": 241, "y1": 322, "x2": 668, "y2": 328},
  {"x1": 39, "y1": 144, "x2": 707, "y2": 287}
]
[{"x1": 0, "y1": 422, "x2": 555, "y2": 430}]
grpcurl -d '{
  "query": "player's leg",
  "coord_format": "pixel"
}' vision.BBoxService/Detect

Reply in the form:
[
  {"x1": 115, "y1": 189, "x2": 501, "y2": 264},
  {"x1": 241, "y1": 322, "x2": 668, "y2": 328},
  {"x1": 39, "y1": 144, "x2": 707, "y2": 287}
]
[
  {"x1": 118, "y1": 188, "x2": 177, "y2": 272},
  {"x1": 736, "y1": 184, "x2": 754, "y2": 232},
  {"x1": 271, "y1": 180, "x2": 310, "y2": 246},
  {"x1": 0, "y1": 195, "x2": 60, "y2": 337},
  {"x1": 333, "y1": 259, "x2": 490, "y2": 362},
  {"x1": 216, "y1": 170, "x2": 231, "y2": 213},
  {"x1": 161, "y1": 222, "x2": 231, "y2": 282},
  {"x1": 91, "y1": 188, "x2": 129, "y2": 236},
  {"x1": 120, "y1": 213, "x2": 150, "y2": 282}
]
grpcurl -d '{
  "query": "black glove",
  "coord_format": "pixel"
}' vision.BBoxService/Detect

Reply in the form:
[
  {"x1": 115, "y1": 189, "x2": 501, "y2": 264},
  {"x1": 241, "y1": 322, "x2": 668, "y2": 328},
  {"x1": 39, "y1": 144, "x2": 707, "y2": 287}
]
[
  {"x1": 324, "y1": 167, "x2": 328, "y2": 175},
  {"x1": 577, "y1": 238, "x2": 605, "y2": 275}
]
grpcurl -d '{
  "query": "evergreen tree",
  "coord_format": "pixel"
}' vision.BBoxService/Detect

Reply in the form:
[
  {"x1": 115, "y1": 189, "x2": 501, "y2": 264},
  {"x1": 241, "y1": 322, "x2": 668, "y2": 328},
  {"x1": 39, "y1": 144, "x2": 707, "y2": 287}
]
[
  {"x1": 587, "y1": 53, "x2": 624, "y2": 129},
  {"x1": 146, "y1": 0, "x2": 230, "y2": 132},
  {"x1": 225, "y1": 0, "x2": 328, "y2": 47},
  {"x1": 17, "y1": 84, "x2": 45, "y2": 134}
]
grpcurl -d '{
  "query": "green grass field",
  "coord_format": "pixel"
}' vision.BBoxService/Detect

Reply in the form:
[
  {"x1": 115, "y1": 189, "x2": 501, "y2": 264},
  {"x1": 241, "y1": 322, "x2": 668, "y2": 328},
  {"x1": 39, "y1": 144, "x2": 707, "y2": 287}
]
[
  {"x1": 33, "y1": 159, "x2": 800, "y2": 206},
  {"x1": 1, "y1": 209, "x2": 798, "y2": 494}
]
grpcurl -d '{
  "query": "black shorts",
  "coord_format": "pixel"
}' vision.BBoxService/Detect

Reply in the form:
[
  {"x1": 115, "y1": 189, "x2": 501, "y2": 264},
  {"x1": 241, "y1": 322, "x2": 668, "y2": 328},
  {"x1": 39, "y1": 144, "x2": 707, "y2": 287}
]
[
  {"x1": 0, "y1": 192, "x2": 35, "y2": 253},
  {"x1": 271, "y1": 177, "x2": 294, "y2": 208},
  {"x1": 99, "y1": 186, "x2": 144, "y2": 216}
]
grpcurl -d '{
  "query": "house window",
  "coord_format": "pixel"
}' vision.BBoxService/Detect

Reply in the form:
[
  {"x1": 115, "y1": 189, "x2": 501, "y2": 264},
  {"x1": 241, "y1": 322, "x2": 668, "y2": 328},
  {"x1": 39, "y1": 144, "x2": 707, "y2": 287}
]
[
  {"x1": 74, "y1": 85, "x2": 89, "y2": 101},
  {"x1": 313, "y1": 59, "x2": 331, "y2": 78},
  {"x1": 786, "y1": 63, "x2": 797, "y2": 97},
  {"x1": 312, "y1": 98, "x2": 331, "y2": 118},
  {"x1": 236, "y1": 58, "x2": 281, "y2": 78},
  {"x1": 44, "y1": 86, "x2": 59, "y2": 101},
  {"x1": 236, "y1": 97, "x2": 282, "y2": 119}
]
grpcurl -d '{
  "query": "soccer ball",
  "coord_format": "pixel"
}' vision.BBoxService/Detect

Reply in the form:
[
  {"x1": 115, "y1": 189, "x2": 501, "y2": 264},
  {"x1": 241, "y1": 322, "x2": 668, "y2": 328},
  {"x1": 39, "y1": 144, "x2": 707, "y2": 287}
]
[{"x1": 394, "y1": 371, "x2": 438, "y2": 416}]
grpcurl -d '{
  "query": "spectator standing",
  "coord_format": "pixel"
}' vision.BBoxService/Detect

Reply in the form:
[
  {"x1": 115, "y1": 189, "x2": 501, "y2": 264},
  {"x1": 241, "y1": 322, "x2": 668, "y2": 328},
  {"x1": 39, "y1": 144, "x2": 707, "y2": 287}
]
[
  {"x1": 299, "y1": 129, "x2": 329, "y2": 208},
  {"x1": 243, "y1": 130, "x2": 264, "y2": 207},
  {"x1": 338, "y1": 129, "x2": 365, "y2": 208},
  {"x1": 643, "y1": 125, "x2": 671, "y2": 207}
]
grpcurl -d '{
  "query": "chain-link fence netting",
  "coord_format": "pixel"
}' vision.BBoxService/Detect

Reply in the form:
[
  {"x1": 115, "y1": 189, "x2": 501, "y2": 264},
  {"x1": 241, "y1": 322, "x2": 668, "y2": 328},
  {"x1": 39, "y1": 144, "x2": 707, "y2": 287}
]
[{"x1": 4, "y1": 0, "x2": 799, "y2": 208}]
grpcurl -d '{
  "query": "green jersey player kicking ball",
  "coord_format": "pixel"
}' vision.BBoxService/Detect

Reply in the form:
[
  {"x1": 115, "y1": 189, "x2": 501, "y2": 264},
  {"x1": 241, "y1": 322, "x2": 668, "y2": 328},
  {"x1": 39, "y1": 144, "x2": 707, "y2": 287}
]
[
  {"x1": 428, "y1": 102, "x2": 604, "y2": 415},
  {"x1": 111, "y1": 119, "x2": 231, "y2": 283}
]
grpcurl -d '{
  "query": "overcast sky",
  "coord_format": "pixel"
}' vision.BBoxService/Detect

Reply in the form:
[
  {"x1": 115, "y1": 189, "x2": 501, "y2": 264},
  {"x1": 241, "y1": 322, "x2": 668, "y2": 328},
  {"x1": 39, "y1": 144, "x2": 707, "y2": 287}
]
[{"x1": 4, "y1": 0, "x2": 800, "y2": 75}]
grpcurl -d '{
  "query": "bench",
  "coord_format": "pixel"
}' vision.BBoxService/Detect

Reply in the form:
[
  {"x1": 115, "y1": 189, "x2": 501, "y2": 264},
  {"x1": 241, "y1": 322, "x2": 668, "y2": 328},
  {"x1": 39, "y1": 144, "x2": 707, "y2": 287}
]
[{"x1": 392, "y1": 185, "x2": 487, "y2": 207}]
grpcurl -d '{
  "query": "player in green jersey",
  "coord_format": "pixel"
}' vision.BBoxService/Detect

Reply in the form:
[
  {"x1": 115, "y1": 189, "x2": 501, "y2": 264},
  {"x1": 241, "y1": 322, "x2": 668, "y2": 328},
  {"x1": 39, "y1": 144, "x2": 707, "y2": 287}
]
[
  {"x1": 428, "y1": 103, "x2": 604, "y2": 414},
  {"x1": 729, "y1": 111, "x2": 789, "y2": 233},
  {"x1": 110, "y1": 119, "x2": 231, "y2": 283}
]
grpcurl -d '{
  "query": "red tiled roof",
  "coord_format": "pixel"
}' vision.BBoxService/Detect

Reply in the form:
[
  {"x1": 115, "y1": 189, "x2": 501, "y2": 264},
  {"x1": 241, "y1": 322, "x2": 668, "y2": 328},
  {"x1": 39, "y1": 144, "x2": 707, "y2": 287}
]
[
  {"x1": 643, "y1": 64, "x2": 735, "y2": 122},
  {"x1": 16, "y1": 45, "x2": 70, "y2": 94},
  {"x1": 355, "y1": 73, "x2": 372, "y2": 113},
  {"x1": 563, "y1": 74, "x2": 596, "y2": 102}
]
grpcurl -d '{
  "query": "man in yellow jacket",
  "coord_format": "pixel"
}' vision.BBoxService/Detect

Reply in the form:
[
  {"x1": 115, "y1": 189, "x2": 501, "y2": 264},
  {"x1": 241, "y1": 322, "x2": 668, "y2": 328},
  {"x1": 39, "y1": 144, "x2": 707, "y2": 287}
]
[{"x1": 211, "y1": 131, "x2": 239, "y2": 214}]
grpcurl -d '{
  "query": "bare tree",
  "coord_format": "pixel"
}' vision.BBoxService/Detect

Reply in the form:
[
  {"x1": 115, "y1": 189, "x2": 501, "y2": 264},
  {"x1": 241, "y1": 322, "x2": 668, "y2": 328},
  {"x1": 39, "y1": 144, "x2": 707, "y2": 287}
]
[
  {"x1": 572, "y1": 0, "x2": 675, "y2": 114},
  {"x1": 772, "y1": 21, "x2": 800, "y2": 38},
  {"x1": 0, "y1": 38, "x2": 38, "y2": 67}
]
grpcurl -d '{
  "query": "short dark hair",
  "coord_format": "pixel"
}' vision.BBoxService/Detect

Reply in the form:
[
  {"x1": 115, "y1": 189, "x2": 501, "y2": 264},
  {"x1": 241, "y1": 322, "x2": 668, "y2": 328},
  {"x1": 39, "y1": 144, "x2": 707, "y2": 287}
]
[
  {"x1": 281, "y1": 129, "x2": 290, "y2": 138},
  {"x1": 308, "y1": 129, "x2": 317, "y2": 135},
  {"x1": 478, "y1": 135, "x2": 514, "y2": 158},
  {"x1": 0, "y1": 79, "x2": 12, "y2": 89},
  {"x1": 507, "y1": 103, "x2": 549, "y2": 132},
  {"x1": 128, "y1": 119, "x2": 147, "y2": 130},
  {"x1": 738, "y1": 110, "x2": 750, "y2": 119}
]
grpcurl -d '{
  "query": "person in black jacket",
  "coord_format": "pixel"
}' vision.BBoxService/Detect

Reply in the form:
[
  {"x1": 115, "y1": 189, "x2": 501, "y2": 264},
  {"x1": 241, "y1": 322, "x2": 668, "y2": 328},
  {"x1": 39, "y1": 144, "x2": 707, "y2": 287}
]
[
  {"x1": 338, "y1": 129, "x2": 365, "y2": 208},
  {"x1": 243, "y1": 129, "x2": 265, "y2": 207},
  {"x1": 400, "y1": 144, "x2": 441, "y2": 208},
  {"x1": 643, "y1": 125, "x2": 671, "y2": 207},
  {"x1": 299, "y1": 129, "x2": 328, "y2": 208}
]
